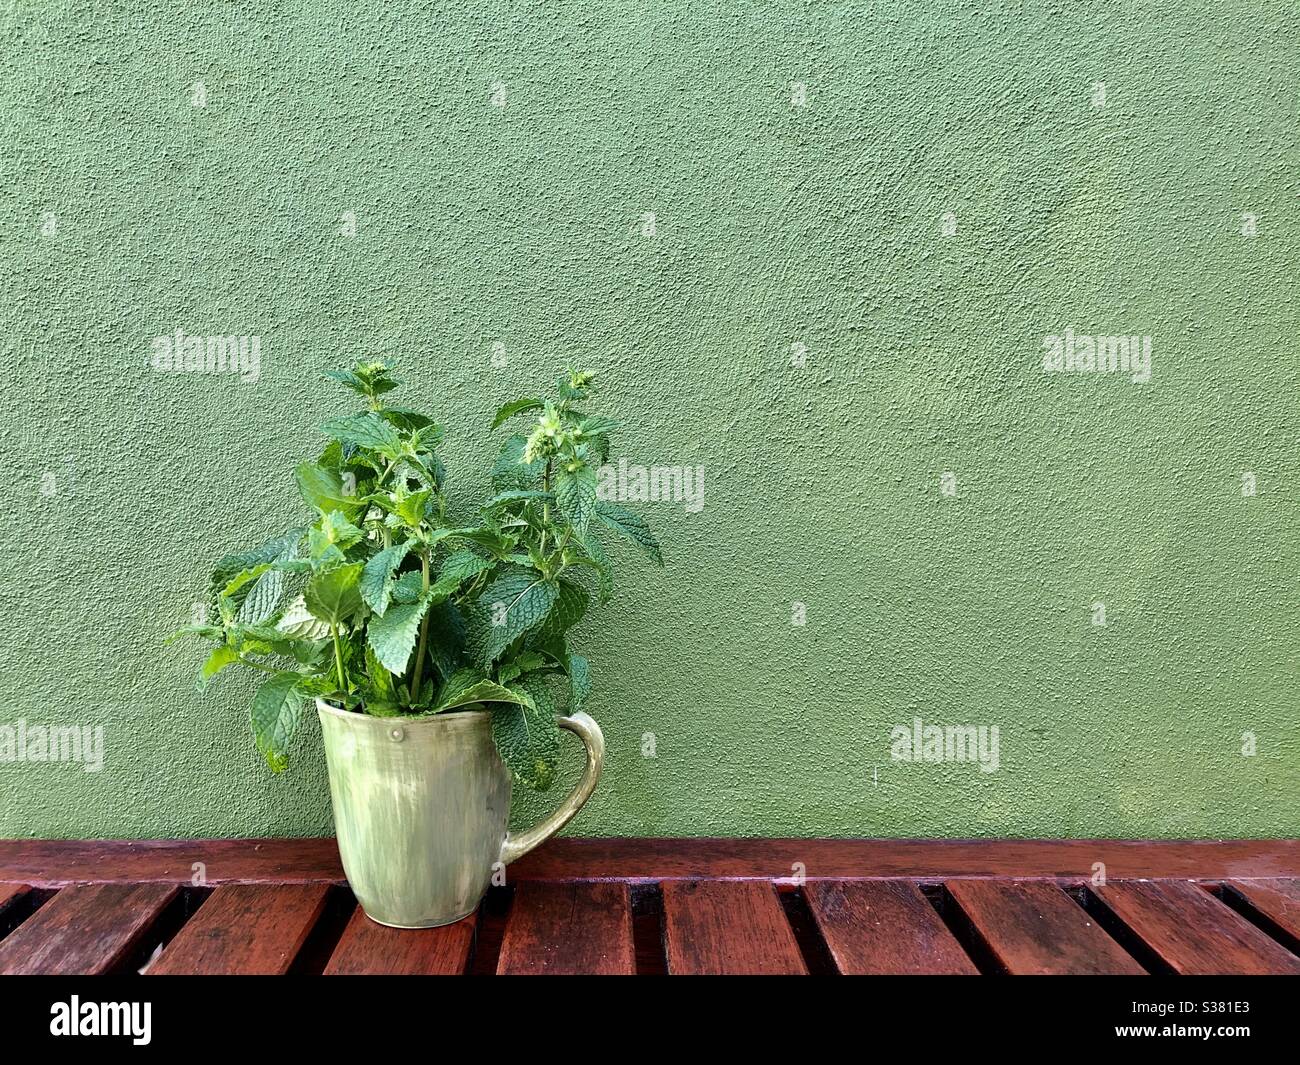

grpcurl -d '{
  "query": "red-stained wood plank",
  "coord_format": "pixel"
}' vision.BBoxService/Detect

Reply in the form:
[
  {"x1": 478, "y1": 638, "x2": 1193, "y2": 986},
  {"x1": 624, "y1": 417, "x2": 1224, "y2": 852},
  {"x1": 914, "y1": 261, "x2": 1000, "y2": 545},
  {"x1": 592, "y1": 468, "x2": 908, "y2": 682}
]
[
  {"x1": 0, "y1": 883, "x2": 29, "y2": 915},
  {"x1": 324, "y1": 909, "x2": 476, "y2": 975},
  {"x1": 0, "y1": 883, "x2": 177, "y2": 975},
  {"x1": 0, "y1": 838, "x2": 347, "y2": 887},
  {"x1": 496, "y1": 882, "x2": 634, "y2": 975},
  {"x1": 806, "y1": 880, "x2": 978, "y2": 975},
  {"x1": 1097, "y1": 880, "x2": 1300, "y2": 975},
  {"x1": 146, "y1": 884, "x2": 329, "y2": 975},
  {"x1": 948, "y1": 880, "x2": 1144, "y2": 975},
  {"x1": 1225, "y1": 878, "x2": 1300, "y2": 941},
  {"x1": 3, "y1": 838, "x2": 1296, "y2": 885},
  {"x1": 661, "y1": 880, "x2": 806, "y2": 975}
]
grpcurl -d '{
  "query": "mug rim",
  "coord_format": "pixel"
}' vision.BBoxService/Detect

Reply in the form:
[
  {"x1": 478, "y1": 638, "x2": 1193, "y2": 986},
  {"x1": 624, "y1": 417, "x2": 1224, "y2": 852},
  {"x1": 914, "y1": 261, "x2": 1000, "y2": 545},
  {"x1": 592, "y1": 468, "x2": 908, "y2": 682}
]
[{"x1": 314, "y1": 697, "x2": 489, "y2": 726}]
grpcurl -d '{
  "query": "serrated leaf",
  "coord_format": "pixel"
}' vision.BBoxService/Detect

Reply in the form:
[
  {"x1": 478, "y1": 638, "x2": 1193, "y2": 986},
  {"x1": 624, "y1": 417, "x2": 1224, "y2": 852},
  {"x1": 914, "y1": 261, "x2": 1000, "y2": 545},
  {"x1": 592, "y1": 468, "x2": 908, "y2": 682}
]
[
  {"x1": 319, "y1": 412, "x2": 403, "y2": 456},
  {"x1": 209, "y1": 528, "x2": 303, "y2": 608},
  {"x1": 165, "y1": 623, "x2": 224, "y2": 645},
  {"x1": 380, "y1": 406, "x2": 437, "y2": 431},
  {"x1": 527, "y1": 578, "x2": 588, "y2": 649},
  {"x1": 424, "y1": 600, "x2": 467, "y2": 681},
  {"x1": 275, "y1": 595, "x2": 331, "y2": 640},
  {"x1": 322, "y1": 368, "x2": 367, "y2": 393},
  {"x1": 438, "y1": 549, "x2": 493, "y2": 586},
  {"x1": 235, "y1": 567, "x2": 284, "y2": 624},
  {"x1": 593, "y1": 501, "x2": 663, "y2": 564},
  {"x1": 567, "y1": 653, "x2": 591, "y2": 713},
  {"x1": 572, "y1": 527, "x2": 613, "y2": 604},
  {"x1": 470, "y1": 566, "x2": 558, "y2": 667},
  {"x1": 493, "y1": 676, "x2": 560, "y2": 790},
  {"x1": 364, "y1": 644, "x2": 395, "y2": 702},
  {"x1": 360, "y1": 540, "x2": 414, "y2": 616},
  {"x1": 249, "y1": 672, "x2": 306, "y2": 772},
  {"x1": 389, "y1": 488, "x2": 430, "y2": 528},
  {"x1": 574, "y1": 414, "x2": 619, "y2": 435},
  {"x1": 555, "y1": 464, "x2": 598, "y2": 532},
  {"x1": 433, "y1": 667, "x2": 486, "y2": 707},
  {"x1": 491, "y1": 397, "x2": 545, "y2": 429},
  {"x1": 367, "y1": 595, "x2": 433, "y2": 675},
  {"x1": 308, "y1": 510, "x2": 364, "y2": 558},
  {"x1": 295, "y1": 463, "x2": 364, "y2": 521},
  {"x1": 391, "y1": 569, "x2": 425, "y2": 603},
  {"x1": 436, "y1": 678, "x2": 534, "y2": 712},
  {"x1": 304, "y1": 563, "x2": 364, "y2": 627},
  {"x1": 491, "y1": 434, "x2": 546, "y2": 491},
  {"x1": 196, "y1": 644, "x2": 238, "y2": 692}
]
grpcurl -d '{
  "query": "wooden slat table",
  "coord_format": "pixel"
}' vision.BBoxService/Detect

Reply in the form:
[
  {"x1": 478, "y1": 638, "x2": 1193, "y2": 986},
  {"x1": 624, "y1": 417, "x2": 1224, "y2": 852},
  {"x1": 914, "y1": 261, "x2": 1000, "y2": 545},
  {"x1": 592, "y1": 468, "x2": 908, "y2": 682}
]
[{"x1": 1, "y1": 839, "x2": 1297, "y2": 976}]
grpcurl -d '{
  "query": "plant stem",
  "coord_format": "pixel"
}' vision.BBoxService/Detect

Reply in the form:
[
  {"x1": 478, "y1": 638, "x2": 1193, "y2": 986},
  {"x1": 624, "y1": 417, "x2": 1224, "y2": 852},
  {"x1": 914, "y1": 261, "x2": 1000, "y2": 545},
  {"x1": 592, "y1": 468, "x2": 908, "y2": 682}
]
[
  {"x1": 237, "y1": 657, "x2": 282, "y2": 675},
  {"x1": 410, "y1": 549, "x2": 431, "y2": 703},
  {"x1": 540, "y1": 458, "x2": 553, "y2": 556},
  {"x1": 331, "y1": 625, "x2": 346, "y2": 692}
]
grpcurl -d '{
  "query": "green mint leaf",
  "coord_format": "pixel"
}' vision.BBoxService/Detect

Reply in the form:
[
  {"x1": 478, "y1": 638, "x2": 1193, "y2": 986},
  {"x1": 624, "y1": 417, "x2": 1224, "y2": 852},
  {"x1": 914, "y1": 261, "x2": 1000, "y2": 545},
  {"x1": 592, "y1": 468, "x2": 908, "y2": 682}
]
[
  {"x1": 319, "y1": 412, "x2": 403, "y2": 457},
  {"x1": 494, "y1": 676, "x2": 561, "y2": 790},
  {"x1": 491, "y1": 434, "x2": 546, "y2": 491},
  {"x1": 367, "y1": 594, "x2": 433, "y2": 675},
  {"x1": 490, "y1": 398, "x2": 545, "y2": 429},
  {"x1": 527, "y1": 578, "x2": 588, "y2": 649},
  {"x1": 360, "y1": 540, "x2": 414, "y2": 617},
  {"x1": 249, "y1": 672, "x2": 307, "y2": 772},
  {"x1": 196, "y1": 644, "x2": 239, "y2": 692},
  {"x1": 295, "y1": 463, "x2": 364, "y2": 521},
  {"x1": 275, "y1": 595, "x2": 331, "y2": 640},
  {"x1": 304, "y1": 562, "x2": 364, "y2": 627},
  {"x1": 567, "y1": 652, "x2": 591, "y2": 713},
  {"x1": 235, "y1": 567, "x2": 285, "y2": 625},
  {"x1": 470, "y1": 566, "x2": 558, "y2": 668},
  {"x1": 435, "y1": 678, "x2": 534, "y2": 712},
  {"x1": 593, "y1": 500, "x2": 663, "y2": 565},
  {"x1": 555, "y1": 463, "x2": 598, "y2": 532}
]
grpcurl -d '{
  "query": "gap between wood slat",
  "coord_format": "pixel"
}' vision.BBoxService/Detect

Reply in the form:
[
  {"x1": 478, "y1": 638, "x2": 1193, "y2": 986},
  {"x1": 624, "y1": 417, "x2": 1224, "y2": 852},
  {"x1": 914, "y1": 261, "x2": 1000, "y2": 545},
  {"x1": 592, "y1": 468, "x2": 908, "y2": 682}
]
[
  {"x1": 469, "y1": 885, "x2": 515, "y2": 975},
  {"x1": 287, "y1": 887, "x2": 357, "y2": 975},
  {"x1": 0, "y1": 885, "x2": 53, "y2": 945},
  {"x1": 0, "y1": 883, "x2": 180, "y2": 975},
  {"x1": 629, "y1": 883, "x2": 667, "y2": 976},
  {"x1": 945, "y1": 880, "x2": 1145, "y2": 975},
  {"x1": 1095, "y1": 880, "x2": 1300, "y2": 975},
  {"x1": 1216, "y1": 880, "x2": 1300, "y2": 954},
  {"x1": 777, "y1": 886, "x2": 839, "y2": 975}
]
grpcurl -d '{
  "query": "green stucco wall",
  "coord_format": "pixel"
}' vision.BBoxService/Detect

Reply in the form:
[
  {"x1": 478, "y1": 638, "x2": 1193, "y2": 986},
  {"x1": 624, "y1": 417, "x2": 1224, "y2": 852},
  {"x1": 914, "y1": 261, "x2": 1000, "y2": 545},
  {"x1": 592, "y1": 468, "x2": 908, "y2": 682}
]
[{"x1": 2, "y1": 1, "x2": 1296, "y2": 840}]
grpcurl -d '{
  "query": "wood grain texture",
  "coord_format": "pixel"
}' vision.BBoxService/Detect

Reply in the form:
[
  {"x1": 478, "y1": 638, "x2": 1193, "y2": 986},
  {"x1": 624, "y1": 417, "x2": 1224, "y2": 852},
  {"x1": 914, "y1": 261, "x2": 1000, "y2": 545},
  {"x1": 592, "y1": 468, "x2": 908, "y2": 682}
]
[
  {"x1": 0, "y1": 883, "x2": 177, "y2": 975},
  {"x1": 0, "y1": 882, "x2": 29, "y2": 915},
  {"x1": 3, "y1": 838, "x2": 1297, "y2": 885},
  {"x1": 807, "y1": 880, "x2": 978, "y2": 974},
  {"x1": 146, "y1": 884, "x2": 329, "y2": 975},
  {"x1": 948, "y1": 880, "x2": 1144, "y2": 975},
  {"x1": 1097, "y1": 880, "x2": 1300, "y2": 975},
  {"x1": 324, "y1": 908, "x2": 476, "y2": 975},
  {"x1": 661, "y1": 880, "x2": 806, "y2": 975},
  {"x1": 1225, "y1": 878, "x2": 1300, "y2": 940},
  {"x1": 497, "y1": 882, "x2": 635, "y2": 975}
]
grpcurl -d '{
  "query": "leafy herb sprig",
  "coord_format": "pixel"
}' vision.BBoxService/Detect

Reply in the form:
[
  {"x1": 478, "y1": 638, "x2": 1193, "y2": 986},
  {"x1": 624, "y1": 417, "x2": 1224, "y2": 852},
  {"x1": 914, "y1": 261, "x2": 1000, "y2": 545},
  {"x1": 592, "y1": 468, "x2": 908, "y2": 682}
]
[{"x1": 170, "y1": 362, "x2": 662, "y2": 788}]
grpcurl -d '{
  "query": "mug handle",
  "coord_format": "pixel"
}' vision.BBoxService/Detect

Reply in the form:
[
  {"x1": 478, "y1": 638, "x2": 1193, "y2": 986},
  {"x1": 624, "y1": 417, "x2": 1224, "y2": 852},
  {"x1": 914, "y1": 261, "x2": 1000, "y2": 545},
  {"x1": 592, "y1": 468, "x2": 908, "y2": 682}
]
[{"x1": 499, "y1": 712, "x2": 605, "y2": 865}]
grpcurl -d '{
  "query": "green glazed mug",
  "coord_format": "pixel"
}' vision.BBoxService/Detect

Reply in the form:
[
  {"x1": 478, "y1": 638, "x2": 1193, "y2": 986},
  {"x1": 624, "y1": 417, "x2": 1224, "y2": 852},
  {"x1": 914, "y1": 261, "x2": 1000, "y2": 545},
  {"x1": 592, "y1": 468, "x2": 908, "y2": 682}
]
[{"x1": 317, "y1": 699, "x2": 604, "y2": 928}]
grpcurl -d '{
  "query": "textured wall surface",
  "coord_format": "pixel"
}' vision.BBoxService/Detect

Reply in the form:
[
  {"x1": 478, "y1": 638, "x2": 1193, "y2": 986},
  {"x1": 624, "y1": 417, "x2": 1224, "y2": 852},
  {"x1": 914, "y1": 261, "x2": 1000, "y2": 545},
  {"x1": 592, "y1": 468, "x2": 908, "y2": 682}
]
[{"x1": 1, "y1": 2, "x2": 1296, "y2": 839}]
